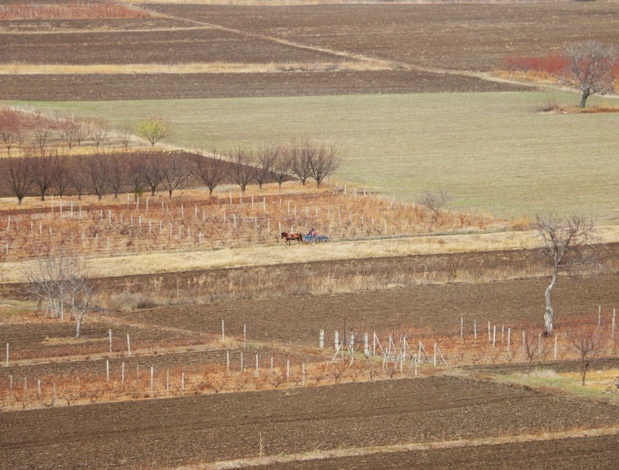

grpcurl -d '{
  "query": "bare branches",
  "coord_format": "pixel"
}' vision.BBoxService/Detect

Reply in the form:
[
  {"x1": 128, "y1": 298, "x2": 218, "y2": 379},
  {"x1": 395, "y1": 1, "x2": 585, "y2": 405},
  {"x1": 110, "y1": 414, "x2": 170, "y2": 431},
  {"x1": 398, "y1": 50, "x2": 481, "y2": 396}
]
[
  {"x1": 417, "y1": 188, "x2": 453, "y2": 217},
  {"x1": 27, "y1": 249, "x2": 95, "y2": 338},
  {"x1": 532, "y1": 215, "x2": 596, "y2": 336},
  {"x1": 308, "y1": 143, "x2": 339, "y2": 188},
  {"x1": 563, "y1": 41, "x2": 616, "y2": 108},
  {"x1": 566, "y1": 325, "x2": 608, "y2": 386},
  {"x1": 256, "y1": 144, "x2": 279, "y2": 189},
  {"x1": 228, "y1": 147, "x2": 256, "y2": 194},
  {"x1": 160, "y1": 152, "x2": 191, "y2": 198},
  {"x1": 0, "y1": 108, "x2": 22, "y2": 155},
  {"x1": 194, "y1": 150, "x2": 227, "y2": 196},
  {"x1": 88, "y1": 120, "x2": 109, "y2": 150},
  {"x1": 533, "y1": 215, "x2": 595, "y2": 268},
  {"x1": 0, "y1": 155, "x2": 33, "y2": 205}
]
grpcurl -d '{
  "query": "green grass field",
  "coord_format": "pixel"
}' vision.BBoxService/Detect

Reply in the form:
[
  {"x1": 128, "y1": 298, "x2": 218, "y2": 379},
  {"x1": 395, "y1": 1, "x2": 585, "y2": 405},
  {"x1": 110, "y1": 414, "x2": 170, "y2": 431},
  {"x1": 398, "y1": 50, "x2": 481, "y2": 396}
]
[{"x1": 7, "y1": 91, "x2": 619, "y2": 223}]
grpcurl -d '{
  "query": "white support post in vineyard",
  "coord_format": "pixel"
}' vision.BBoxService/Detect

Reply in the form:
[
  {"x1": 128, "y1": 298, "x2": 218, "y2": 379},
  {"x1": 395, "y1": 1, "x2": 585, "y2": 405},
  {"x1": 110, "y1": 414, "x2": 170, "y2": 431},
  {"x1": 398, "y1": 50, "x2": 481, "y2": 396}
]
[
  {"x1": 554, "y1": 334, "x2": 559, "y2": 360},
  {"x1": 319, "y1": 329, "x2": 324, "y2": 349}
]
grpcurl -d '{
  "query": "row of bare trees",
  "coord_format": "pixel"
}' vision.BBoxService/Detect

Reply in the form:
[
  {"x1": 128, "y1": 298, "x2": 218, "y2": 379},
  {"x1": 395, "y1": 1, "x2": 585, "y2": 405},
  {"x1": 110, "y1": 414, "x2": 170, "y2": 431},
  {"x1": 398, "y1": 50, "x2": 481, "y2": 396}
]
[
  {"x1": 0, "y1": 109, "x2": 121, "y2": 156},
  {"x1": 0, "y1": 141, "x2": 340, "y2": 204}
]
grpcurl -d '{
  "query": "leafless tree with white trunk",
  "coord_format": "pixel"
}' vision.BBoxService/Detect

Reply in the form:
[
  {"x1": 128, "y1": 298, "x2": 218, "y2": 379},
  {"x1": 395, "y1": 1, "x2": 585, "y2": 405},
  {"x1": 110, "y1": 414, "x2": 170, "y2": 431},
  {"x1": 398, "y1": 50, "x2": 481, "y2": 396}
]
[
  {"x1": 27, "y1": 249, "x2": 95, "y2": 338},
  {"x1": 532, "y1": 215, "x2": 595, "y2": 336}
]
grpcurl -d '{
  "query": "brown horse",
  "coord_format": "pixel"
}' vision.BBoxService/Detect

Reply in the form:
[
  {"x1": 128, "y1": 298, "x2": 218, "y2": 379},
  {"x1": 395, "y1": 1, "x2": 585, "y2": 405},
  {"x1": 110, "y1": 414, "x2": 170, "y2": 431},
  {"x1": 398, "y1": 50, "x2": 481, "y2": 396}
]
[{"x1": 280, "y1": 231, "x2": 303, "y2": 245}]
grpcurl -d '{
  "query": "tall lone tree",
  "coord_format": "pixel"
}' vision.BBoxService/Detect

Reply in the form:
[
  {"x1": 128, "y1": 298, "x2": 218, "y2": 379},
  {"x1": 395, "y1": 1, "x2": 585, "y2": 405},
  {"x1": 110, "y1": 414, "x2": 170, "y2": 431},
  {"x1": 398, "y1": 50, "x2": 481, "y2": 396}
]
[
  {"x1": 532, "y1": 215, "x2": 595, "y2": 336},
  {"x1": 564, "y1": 41, "x2": 616, "y2": 108}
]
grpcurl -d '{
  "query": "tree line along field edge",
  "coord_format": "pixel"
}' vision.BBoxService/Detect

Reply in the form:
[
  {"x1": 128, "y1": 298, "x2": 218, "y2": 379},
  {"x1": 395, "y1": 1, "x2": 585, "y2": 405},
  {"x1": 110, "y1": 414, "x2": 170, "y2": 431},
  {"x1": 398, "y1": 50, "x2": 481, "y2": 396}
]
[{"x1": 6, "y1": 90, "x2": 619, "y2": 222}]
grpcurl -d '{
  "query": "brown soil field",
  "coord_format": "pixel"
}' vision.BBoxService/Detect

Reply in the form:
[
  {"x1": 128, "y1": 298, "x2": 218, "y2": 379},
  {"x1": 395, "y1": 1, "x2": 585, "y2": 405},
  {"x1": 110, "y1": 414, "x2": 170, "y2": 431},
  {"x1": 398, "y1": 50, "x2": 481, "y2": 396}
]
[
  {"x1": 0, "y1": 69, "x2": 526, "y2": 101},
  {"x1": 163, "y1": 3, "x2": 619, "y2": 71},
  {"x1": 0, "y1": 28, "x2": 341, "y2": 65},
  {"x1": 257, "y1": 434, "x2": 619, "y2": 470},
  {"x1": 2, "y1": 376, "x2": 618, "y2": 469},
  {"x1": 123, "y1": 273, "x2": 619, "y2": 347}
]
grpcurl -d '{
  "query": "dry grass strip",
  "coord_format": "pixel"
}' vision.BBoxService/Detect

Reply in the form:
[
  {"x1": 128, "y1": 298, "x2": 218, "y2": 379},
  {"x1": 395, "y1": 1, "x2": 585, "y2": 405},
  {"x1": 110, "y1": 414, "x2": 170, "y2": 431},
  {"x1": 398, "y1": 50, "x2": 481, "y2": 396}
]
[
  {"x1": 0, "y1": 61, "x2": 392, "y2": 75},
  {"x1": 1, "y1": 227, "x2": 619, "y2": 284},
  {"x1": 190, "y1": 425, "x2": 619, "y2": 469}
]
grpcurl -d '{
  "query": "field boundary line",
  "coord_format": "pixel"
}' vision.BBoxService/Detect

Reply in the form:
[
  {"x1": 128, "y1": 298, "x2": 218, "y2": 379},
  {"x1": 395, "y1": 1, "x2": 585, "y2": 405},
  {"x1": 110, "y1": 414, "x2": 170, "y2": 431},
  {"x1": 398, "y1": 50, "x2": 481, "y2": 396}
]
[{"x1": 193, "y1": 426, "x2": 619, "y2": 469}]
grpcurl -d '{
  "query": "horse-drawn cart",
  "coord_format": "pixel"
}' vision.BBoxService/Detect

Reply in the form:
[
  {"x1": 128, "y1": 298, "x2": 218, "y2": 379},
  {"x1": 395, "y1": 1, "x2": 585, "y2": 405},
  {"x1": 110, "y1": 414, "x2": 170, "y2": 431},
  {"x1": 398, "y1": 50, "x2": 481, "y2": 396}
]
[{"x1": 304, "y1": 234, "x2": 329, "y2": 243}]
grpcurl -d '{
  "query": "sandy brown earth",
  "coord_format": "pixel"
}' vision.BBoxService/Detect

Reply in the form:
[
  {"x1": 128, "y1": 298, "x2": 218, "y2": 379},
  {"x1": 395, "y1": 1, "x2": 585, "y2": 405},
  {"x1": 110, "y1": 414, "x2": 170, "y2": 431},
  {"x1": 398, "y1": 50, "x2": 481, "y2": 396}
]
[
  {"x1": 257, "y1": 434, "x2": 619, "y2": 470},
  {"x1": 1, "y1": 376, "x2": 618, "y2": 469}
]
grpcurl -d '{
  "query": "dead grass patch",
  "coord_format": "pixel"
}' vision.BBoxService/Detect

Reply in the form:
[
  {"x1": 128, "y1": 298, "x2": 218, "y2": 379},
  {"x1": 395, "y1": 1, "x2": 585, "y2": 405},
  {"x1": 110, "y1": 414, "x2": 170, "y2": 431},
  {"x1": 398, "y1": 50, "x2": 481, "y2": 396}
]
[{"x1": 0, "y1": 61, "x2": 393, "y2": 75}]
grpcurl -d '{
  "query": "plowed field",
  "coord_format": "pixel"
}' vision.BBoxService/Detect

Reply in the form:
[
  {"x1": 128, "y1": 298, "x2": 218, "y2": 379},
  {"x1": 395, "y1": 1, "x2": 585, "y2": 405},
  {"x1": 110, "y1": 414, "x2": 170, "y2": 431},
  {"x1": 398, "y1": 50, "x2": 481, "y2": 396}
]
[
  {"x1": 0, "y1": 28, "x2": 339, "y2": 65},
  {"x1": 2, "y1": 377, "x2": 618, "y2": 469},
  {"x1": 162, "y1": 3, "x2": 619, "y2": 71},
  {"x1": 0, "y1": 69, "x2": 526, "y2": 101}
]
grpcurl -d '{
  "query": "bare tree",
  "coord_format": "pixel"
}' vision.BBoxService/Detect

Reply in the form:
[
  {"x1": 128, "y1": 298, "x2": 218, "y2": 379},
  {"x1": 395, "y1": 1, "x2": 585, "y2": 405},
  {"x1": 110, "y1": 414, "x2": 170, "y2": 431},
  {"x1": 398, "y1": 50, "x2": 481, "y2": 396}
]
[
  {"x1": 532, "y1": 215, "x2": 595, "y2": 336},
  {"x1": 255, "y1": 144, "x2": 279, "y2": 189},
  {"x1": 89, "y1": 120, "x2": 109, "y2": 150},
  {"x1": 0, "y1": 155, "x2": 33, "y2": 205},
  {"x1": 272, "y1": 146, "x2": 292, "y2": 191},
  {"x1": 418, "y1": 188, "x2": 453, "y2": 217},
  {"x1": 85, "y1": 152, "x2": 109, "y2": 200},
  {"x1": 308, "y1": 143, "x2": 340, "y2": 187},
  {"x1": 0, "y1": 108, "x2": 22, "y2": 156},
  {"x1": 68, "y1": 159, "x2": 88, "y2": 200},
  {"x1": 106, "y1": 153, "x2": 128, "y2": 199},
  {"x1": 116, "y1": 123, "x2": 133, "y2": 152},
  {"x1": 566, "y1": 325, "x2": 608, "y2": 386},
  {"x1": 228, "y1": 147, "x2": 257, "y2": 194},
  {"x1": 73, "y1": 122, "x2": 88, "y2": 148},
  {"x1": 160, "y1": 152, "x2": 191, "y2": 198},
  {"x1": 27, "y1": 249, "x2": 95, "y2": 338},
  {"x1": 522, "y1": 330, "x2": 548, "y2": 374},
  {"x1": 30, "y1": 151, "x2": 59, "y2": 201},
  {"x1": 194, "y1": 150, "x2": 226, "y2": 196},
  {"x1": 136, "y1": 116, "x2": 170, "y2": 147},
  {"x1": 127, "y1": 153, "x2": 146, "y2": 200},
  {"x1": 564, "y1": 41, "x2": 616, "y2": 108},
  {"x1": 289, "y1": 141, "x2": 312, "y2": 185},
  {"x1": 32, "y1": 125, "x2": 50, "y2": 156},
  {"x1": 52, "y1": 155, "x2": 71, "y2": 198},
  {"x1": 142, "y1": 151, "x2": 165, "y2": 196}
]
